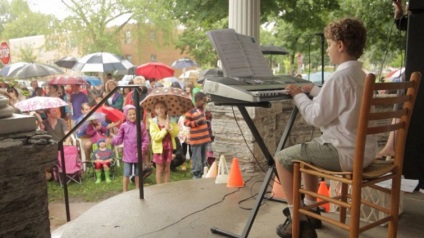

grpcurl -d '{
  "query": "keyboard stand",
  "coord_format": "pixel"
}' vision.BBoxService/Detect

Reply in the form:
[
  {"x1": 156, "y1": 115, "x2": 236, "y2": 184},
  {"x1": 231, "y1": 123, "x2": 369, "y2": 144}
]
[{"x1": 210, "y1": 104, "x2": 299, "y2": 238}]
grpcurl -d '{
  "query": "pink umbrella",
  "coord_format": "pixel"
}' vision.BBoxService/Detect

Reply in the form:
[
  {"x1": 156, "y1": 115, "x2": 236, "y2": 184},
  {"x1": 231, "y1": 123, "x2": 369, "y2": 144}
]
[
  {"x1": 48, "y1": 76, "x2": 89, "y2": 85},
  {"x1": 14, "y1": 96, "x2": 68, "y2": 112}
]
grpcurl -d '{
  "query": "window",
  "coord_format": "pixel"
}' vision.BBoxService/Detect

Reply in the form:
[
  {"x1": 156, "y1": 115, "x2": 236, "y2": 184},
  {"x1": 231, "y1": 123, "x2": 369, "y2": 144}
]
[
  {"x1": 126, "y1": 55, "x2": 132, "y2": 63},
  {"x1": 125, "y1": 30, "x2": 132, "y2": 45},
  {"x1": 149, "y1": 31, "x2": 155, "y2": 41},
  {"x1": 150, "y1": 54, "x2": 157, "y2": 62}
]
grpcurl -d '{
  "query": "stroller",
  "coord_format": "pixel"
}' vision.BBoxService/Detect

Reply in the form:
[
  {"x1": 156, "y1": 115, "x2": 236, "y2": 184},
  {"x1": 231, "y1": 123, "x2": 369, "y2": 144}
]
[{"x1": 52, "y1": 145, "x2": 83, "y2": 187}]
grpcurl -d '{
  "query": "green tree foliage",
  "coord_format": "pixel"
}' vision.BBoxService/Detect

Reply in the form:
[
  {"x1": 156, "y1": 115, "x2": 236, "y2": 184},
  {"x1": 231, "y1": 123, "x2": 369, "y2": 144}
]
[{"x1": 1, "y1": 0, "x2": 53, "y2": 40}]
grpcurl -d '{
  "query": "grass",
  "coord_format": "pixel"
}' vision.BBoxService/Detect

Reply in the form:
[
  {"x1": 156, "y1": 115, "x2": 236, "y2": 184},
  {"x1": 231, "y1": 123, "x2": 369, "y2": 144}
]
[{"x1": 48, "y1": 161, "x2": 192, "y2": 203}]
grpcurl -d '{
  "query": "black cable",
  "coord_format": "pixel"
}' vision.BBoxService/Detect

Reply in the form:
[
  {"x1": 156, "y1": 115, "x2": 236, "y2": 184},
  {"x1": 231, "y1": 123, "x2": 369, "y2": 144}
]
[
  {"x1": 231, "y1": 106, "x2": 267, "y2": 173},
  {"x1": 136, "y1": 176, "x2": 255, "y2": 237}
]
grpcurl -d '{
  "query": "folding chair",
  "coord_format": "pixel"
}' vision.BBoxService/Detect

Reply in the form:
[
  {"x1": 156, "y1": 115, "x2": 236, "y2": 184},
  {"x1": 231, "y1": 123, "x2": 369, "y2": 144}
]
[
  {"x1": 85, "y1": 143, "x2": 116, "y2": 181},
  {"x1": 52, "y1": 144, "x2": 83, "y2": 187},
  {"x1": 292, "y1": 72, "x2": 421, "y2": 238}
]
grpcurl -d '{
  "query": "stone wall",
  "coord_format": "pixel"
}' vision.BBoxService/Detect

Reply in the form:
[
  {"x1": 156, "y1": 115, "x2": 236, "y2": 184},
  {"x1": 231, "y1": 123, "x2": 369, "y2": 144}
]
[
  {"x1": 0, "y1": 131, "x2": 57, "y2": 238},
  {"x1": 210, "y1": 101, "x2": 322, "y2": 173},
  {"x1": 209, "y1": 101, "x2": 391, "y2": 173}
]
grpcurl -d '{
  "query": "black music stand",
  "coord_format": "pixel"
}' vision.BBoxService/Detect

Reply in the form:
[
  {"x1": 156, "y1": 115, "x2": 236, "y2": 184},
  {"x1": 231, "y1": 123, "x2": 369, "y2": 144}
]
[{"x1": 210, "y1": 103, "x2": 299, "y2": 238}]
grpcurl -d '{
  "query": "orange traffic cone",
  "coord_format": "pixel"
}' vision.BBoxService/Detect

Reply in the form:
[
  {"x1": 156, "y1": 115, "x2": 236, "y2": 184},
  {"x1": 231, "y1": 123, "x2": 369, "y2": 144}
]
[
  {"x1": 206, "y1": 160, "x2": 218, "y2": 178},
  {"x1": 317, "y1": 179, "x2": 330, "y2": 212},
  {"x1": 271, "y1": 177, "x2": 286, "y2": 199},
  {"x1": 227, "y1": 158, "x2": 244, "y2": 187}
]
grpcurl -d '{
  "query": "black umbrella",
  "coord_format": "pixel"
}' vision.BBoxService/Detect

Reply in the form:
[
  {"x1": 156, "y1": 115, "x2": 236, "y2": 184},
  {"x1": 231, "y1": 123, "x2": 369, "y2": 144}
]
[
  {"x1": 1, "y1": 62, "x2": 64, "y2": 79},
  {"x1": 260, "y1": 45, "x2": 289, "y2": 55},
  {"x1": 260, "y1": 45, "x2": 289, "y2": 68},
  {"x1": 171, "y1": 58, "x2": 197, "y2": 69},
  {"x1": 197, "y1": 68, "x2": 223, "y2": 84},
  {"x1": 55, "y1": 56, "x2": 78, "y2": 69}
]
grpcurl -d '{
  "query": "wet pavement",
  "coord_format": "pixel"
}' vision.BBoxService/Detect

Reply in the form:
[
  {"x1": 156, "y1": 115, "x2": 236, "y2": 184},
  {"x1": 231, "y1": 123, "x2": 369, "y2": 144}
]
[{"x1": 50, "y1": 174, "x2": 424, "y2": 238}]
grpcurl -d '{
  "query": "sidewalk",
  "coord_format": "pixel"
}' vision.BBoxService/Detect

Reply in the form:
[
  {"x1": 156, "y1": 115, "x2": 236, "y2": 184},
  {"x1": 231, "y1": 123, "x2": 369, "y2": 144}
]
[{"x1": 52, "y1": 174, "x2": 424, "y2": 238}]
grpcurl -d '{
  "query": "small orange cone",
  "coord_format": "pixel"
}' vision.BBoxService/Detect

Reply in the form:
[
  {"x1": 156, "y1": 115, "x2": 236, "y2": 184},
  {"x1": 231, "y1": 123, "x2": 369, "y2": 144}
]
[
  {"x1": 272, "y1": 177, "x2": 286, "y2": 199},
  {"x1": 227, "y1": 158, "x2": 244, "y2": 187},
  {"x1": 206, "y1": 160, "x2": 218, "y2": 178},
  {"x1": 317, "y1": 179, "x2": 330, "y2": 212}
]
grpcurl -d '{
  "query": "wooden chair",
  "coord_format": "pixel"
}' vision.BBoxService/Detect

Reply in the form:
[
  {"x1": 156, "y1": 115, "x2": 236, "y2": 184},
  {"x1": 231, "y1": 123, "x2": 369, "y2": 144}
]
[{"x1": 292, "y1": 72, "x2": 421, "y2": 238}]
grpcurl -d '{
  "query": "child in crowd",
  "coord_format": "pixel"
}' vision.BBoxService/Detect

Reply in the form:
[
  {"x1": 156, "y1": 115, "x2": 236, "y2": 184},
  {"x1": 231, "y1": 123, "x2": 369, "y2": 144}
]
[
  {"x1": 177, "y1": 115, "x2": 191, "y2": 171},
  {"x1": 85, "y1": 115, "x2": 110, "y2": 145},
  {"x1": 149, "y1": 101, "x2": 179, "y2": 184},
  {"x1": 112, "y1": 105, "x2": 150, "y2": 192},
  {"x1": 92, "y1": 138, "x2": 114, "y2": 183},
  {"x1": 184, "y1": 92, "x2": 211, "y2": 179},
  {"x1": 205, "y1": 108, "x2": 215, "y2": 166}
]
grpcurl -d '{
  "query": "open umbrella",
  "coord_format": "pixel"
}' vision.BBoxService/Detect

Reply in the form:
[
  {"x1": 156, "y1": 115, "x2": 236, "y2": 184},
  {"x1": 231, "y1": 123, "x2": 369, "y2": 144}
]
[
  {"x1": 178, "y1": 70, "x2": 199, "y2": 80},
  {"x1": 162, "y1": 77, "x2": 184, "y2": 89},
  {"x1": 0, "y1": 62, "x2": 29, "y2": 77},
  {"x1": 54, "y1": 56, "x2": 79, "y2": 69},
  {"x1": 48, "y1": 76, "x2": 89, "y2": 85},
  {"x1": 171, "y1": 58, "x2": 197, "y2": 69},
  {"x1": 72, "y1": 52, "x2": 134, "y2": 73},
  {"x1": 198, "y1": 68, "x2": 223, "y2": 84},
  {"x1": 140, "y1": 87, "x2": 193, "y2": 116},
  {"x1": 14, "y1": 96, "x2": 68, "y2": 112},
  {"x1": 136, "y1": 62, "x2": 174, "y2": 80},
  {"x1": 82, "y1": 76, "x2": 102, "y2": 86},
  {"x1": 96, "y1": 105, "x2": 125, "y2": 123},
  {"x1": 259, "y1": 45, "x2": 289, "y2": 55},
  {"x1": 0, "y1": 62, "x2": 64, "y2": 79},
  {"x1": 76, "y1": 112, "x2": 106, "y2": 136}
]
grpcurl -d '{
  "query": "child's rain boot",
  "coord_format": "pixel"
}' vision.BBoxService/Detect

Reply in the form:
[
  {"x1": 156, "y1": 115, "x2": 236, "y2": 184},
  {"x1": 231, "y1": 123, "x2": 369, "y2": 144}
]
[
  {"x1": 104, "y1": 170, "x2": 111, "y2": 183},
  {"x1": 95, "y1": 170, "x2": 102, "y2": 184}
]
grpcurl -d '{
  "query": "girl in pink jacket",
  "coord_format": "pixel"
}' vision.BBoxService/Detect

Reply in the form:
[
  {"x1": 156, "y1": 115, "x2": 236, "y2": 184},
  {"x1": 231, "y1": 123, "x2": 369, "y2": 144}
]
[{"x1": 112, "y1": 105, "x2": 150, "y2": 192}]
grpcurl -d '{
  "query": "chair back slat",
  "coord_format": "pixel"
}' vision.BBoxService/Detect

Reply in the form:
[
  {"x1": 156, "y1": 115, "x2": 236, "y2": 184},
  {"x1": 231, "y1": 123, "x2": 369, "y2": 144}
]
[
  {"x1": 367, "y1": 122, "x2": 405, "y2": 135},
  {"x1": 374, "y1": 81, "x2": 415, "y2": 90},
  {"x1": 369, "y1": 109, "x2": 408, "y2": 120},
  {"x1": 372, "y1": 95, "x2": 411, "y2": 106},
  {"x1": 353, "y1": 72, "x2": 421, "y2": 179}
]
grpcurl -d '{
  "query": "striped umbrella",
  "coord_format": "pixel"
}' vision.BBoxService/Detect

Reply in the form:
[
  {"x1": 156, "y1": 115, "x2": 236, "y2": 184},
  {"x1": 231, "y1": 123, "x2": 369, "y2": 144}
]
[{"x1": 72, "y1": 52, "x2": 134, "y2": 73}]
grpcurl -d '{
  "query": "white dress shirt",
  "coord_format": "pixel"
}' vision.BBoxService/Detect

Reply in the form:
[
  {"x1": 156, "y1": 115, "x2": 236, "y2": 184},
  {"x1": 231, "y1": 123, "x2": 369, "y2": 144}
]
[{"x1": 292, "y1": 61, "x2": 377, "y2": 171}]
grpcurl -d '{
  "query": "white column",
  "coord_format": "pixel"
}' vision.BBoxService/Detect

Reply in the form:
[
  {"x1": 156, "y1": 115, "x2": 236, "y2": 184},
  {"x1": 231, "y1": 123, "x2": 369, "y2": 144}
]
[{"x1": 228, "y1": 0, "x2": 260, "y2": 43}]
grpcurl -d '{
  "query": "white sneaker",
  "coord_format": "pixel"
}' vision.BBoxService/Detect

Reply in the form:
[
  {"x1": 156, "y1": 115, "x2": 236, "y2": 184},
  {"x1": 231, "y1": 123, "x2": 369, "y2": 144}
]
[{"x1": 419, "y1": 188, "x2": 424, "y2": 194}]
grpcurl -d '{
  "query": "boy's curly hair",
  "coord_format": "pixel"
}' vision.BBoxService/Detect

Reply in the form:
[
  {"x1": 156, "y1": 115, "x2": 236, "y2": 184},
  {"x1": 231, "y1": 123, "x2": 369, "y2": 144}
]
[{"x1": 324, "y1": 17, "x2": 367, "y2": 59}]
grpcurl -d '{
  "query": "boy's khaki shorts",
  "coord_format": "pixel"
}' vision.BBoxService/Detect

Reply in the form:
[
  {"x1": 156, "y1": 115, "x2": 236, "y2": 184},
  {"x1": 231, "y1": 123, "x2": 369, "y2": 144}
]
[{"x1": 275, "y1": 140, "x2": 341, "y2": 172}]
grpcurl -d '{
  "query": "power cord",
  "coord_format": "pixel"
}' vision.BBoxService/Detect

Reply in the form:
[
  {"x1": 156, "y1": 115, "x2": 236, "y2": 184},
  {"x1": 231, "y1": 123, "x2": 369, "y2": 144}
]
[{"x1": 136, "y1": 176, "x2": 256, "y2": 237}]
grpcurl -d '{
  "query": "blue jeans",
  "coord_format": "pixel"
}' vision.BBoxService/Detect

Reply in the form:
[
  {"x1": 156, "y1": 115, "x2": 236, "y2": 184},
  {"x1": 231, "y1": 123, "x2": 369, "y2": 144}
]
[{"x1": 191, "y1": 143, "x2": 207, "y2": 179}]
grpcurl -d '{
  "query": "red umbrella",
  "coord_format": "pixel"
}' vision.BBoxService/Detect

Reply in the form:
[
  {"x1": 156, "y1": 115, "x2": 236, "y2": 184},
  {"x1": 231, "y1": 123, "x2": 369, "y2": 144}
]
[
  {"x1": 136, "y1": 62, "x2": 174, "y2": 80},
  {"x1": 95, "y1": 105, "x2": 125, "y2": 123},
  {"x1": 48, "y1": 76, "x2": 89, "y2": 85}
]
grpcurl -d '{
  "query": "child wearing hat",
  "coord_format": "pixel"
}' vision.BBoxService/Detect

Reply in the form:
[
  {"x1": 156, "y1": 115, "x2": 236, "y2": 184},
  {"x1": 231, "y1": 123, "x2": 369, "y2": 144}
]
[
  {"x1": 112, "y1": 104, "x2": 150, "y2": 192},
  {"x1": 92, "y1": 138, "x2": 114, "y2": 183}
]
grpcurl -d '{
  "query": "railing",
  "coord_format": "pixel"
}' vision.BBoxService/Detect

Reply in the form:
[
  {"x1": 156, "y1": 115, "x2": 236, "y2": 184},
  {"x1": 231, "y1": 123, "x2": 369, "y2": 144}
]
[{"x1": 58, "y1": 85, "x2": 145, "y2": 222}]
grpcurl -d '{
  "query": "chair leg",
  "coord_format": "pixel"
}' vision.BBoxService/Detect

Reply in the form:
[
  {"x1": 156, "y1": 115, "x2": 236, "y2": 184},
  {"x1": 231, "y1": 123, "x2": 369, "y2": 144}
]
[
  {"x1": 292, "y1": 162, "x2": 302, "y2": 238},
  {"x1": 349, "y1": 186, "x2": 361, "y2": 238},
  {"x1": 340, "y1": 182, "x2": 349, "y2": 224},
  {"x1": 388, "y1": 176, "x2": 401, "y2": 238}
]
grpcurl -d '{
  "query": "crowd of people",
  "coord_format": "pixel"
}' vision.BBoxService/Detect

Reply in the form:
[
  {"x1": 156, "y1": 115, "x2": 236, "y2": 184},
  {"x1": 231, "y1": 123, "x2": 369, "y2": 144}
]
[{"x1": 0, "y1": 73, "x2": 215, "y2": 192}]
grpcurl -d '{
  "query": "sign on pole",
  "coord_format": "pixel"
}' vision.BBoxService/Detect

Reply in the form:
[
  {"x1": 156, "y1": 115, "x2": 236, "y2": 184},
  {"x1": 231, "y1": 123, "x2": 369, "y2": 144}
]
[{"x1": 0, "y1": 42, "x2": 11, "y2": 65}]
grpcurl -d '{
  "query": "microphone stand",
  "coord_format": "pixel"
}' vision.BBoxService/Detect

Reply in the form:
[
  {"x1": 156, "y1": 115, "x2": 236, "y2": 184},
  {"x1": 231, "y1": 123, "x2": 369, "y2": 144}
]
[{"x1": 319, "y1": 33, "x2": 325, "y2": 85}]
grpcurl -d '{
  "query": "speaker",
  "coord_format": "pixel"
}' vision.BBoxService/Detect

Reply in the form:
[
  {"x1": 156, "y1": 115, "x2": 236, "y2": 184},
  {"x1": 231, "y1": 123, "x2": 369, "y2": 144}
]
[{"x1": 404, "y1": 0, "x2": 424, "y2": 180}]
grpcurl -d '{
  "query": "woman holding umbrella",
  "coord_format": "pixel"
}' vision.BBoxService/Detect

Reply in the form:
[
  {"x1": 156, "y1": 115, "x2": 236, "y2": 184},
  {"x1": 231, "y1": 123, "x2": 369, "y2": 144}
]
[{"x1": 104, "y1": 80, "x2": 123, "y2": 111}]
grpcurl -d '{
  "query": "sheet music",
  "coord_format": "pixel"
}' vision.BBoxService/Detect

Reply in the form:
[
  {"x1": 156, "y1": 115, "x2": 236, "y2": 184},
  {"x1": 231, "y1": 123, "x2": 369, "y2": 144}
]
[
  {"x1": 237, "y1": 33, "x2": 273, "y2": 77},
  {"x1": 207, "y1": 28, "x2": 273, "y2": 78}
]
